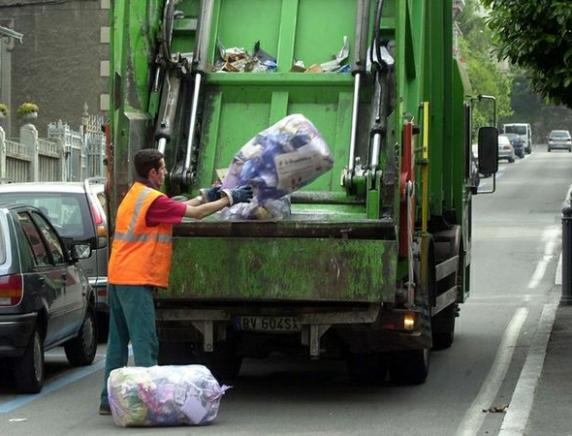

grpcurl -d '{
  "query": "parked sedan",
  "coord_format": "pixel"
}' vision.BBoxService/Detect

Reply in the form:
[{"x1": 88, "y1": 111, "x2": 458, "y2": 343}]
[
  {"x1": 0, "y1": 204, "x2": 97, "y2": 393},
  {"x1": 498, "y1": 134, "x2": 515, "y2": 163},
  {"x1": 0, "y1": 179, "x2": 109, "y2": 340},
  {"x1": 547, "y1": 130, "x2": 572, "y2": 152}
]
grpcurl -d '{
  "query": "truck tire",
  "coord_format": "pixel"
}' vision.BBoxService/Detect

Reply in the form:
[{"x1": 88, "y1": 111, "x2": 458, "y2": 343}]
[
  {"x1": 64, "y1": 307, "x2": 97, "y2": 366},
  {"x1": 345, "y1": 352, "x2": 388, "y2": 385},
  {"x1": 431, "y1": 304, "x2": 456, "y2": 350},
  {"x1": 158, "y1": 340, "x2": 242, "y2": 382},
  {"x1": 158, "y1": 341, "x2": 194, "y2": 365},
  {"x1": 13, "y1": 328, "x2": 44, "y2": 393},
  {"x1": 202, "y1": 341, "x2": 243, "y2": 383},
  {"x1": 388, "y1": 348, "x2": 430, "y2": 385}
]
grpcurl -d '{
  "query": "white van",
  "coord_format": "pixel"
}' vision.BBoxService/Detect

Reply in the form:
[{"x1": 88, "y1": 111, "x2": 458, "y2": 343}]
[{"x1": 503, "y1": 123, "x2": 532, "y2": 154}]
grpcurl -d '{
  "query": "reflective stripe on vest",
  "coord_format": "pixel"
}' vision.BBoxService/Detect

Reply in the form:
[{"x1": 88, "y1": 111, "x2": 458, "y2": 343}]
[{"x1": 113, "y1": 187, "x2": 172, "y2": 243}]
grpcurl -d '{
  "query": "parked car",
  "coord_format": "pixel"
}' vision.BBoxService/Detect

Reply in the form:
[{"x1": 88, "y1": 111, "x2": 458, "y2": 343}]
[
  {"x1": 498, "y1": 134, "x2": 515, "y2": 163},
  {"x1": 505, "y1": 133, "x2": 525, "y2": 158},
  {"x1": 547, "y1": 130, "x2": 572, "y2": 152},
  {"x1": 0, "y1": 179, "x2": 109, "y2": 340},
  {"x1": 0, "y1": 203, "x2": 96, "y2": 393}
]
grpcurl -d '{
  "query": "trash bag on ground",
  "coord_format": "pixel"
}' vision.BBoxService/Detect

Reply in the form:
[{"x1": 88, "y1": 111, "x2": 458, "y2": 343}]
[
  {"x1": 108, "y1": 365, "x2": 229, "y2": 427},
  {"x1": 219, "y1": 114, "x2": 334, "y2": 220}
]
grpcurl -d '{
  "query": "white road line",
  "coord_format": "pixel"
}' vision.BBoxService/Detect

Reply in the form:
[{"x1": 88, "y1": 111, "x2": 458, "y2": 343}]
[
  {"x1": 455, "y1": 308, "x2": 529, "y2": 436},
  {"x1": 498, "y1": 303, "x2": 558, "y2": 436},
  {"x1": 528, "y1": 226, "x2": 559, "y2": 289},
  {"x1": 555, "y1": 254, "x2": 562, "y2": 286},
  {"x1": 562, "y1": 184, "x2": 572, "y2": 208}
]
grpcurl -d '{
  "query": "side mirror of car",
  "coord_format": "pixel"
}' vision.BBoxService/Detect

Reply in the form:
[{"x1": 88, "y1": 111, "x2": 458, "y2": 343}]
[
  {"x1": 71, "y1": 243, "x2": 92, "y2": 262},
  {"x1": 478, "y1": 127, "x2": 499, "y2": 176}
]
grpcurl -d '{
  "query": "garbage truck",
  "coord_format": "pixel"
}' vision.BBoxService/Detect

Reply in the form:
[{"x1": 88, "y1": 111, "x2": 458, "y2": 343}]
[{"x1": 106, "y1": 0, "x2": 498, "y2": 384}]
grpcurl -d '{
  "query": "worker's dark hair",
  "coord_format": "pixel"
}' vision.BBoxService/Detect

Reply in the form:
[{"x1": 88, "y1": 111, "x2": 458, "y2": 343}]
[{"x1": 134, "y1": 148, "x2": 164, "y2": 178}]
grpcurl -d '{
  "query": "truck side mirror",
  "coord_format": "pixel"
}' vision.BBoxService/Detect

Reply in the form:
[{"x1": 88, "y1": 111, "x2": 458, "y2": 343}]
[{"x1": 478, "y1": 127, "x2": 499, "y2": 176}]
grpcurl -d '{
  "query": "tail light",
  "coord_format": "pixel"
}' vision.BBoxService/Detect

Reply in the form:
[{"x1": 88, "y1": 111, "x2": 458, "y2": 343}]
[
  {"x1": 90, "y1": 203, "x2": 107, "y2": 247},
  {"x1": 0, "y1": 273, "x2": 23, "y2": 306}
]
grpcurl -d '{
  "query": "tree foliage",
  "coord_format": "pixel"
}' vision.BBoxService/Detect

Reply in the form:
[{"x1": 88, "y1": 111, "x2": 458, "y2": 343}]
[
  {"x1": 457, "y1": 0, "x2": 512, "y2": 128},
  {"x1": 482, "y1": 0, "x2": 572, "y2": 108}
]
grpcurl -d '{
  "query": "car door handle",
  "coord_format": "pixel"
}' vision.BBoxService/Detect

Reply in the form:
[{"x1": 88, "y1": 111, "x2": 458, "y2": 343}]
[{"x1": 37, "y1": 276, "x2": 45, "y2": 283}]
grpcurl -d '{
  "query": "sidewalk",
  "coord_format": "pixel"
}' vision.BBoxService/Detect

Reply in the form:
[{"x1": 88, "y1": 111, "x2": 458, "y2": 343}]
[{"x1": 524, "y1": 304, "x2": 572, "y2": 436}]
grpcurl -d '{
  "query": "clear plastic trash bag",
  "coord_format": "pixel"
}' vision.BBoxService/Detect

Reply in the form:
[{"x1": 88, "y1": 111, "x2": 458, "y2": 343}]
[
  {"x1": 220, "y1": 114, "x2": 333, "y2": 220},
  {"x1": 107, "y1": 365, "x2": 229, "y2": 427}
]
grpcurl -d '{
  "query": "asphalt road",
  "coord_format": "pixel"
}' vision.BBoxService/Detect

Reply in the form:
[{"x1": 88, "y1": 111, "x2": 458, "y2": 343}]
[{"x1": 0, "y1": 145, "x2": 569, "y2": 436}]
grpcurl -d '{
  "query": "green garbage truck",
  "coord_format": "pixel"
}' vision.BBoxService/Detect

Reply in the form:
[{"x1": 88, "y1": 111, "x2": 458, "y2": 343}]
[{"x1": 106, "y1": 0, "x2": 498, "y2": 384}]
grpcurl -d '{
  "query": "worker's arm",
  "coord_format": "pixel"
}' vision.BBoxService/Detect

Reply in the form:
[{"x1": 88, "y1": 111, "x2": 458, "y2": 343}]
[
  {"x1": 183, "y1": 196, "x2": 231, "y2": 220},
  {"x1": 185, "y1": 196, "x2": 206, "y2": 207}
]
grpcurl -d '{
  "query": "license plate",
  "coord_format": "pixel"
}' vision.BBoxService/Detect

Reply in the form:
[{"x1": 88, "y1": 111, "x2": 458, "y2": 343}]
[{"x1": 238, "y1": 316, "x2": 300, "y2": 332}]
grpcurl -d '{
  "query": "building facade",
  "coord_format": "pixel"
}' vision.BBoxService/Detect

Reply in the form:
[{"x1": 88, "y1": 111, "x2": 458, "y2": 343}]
[{"x1": 0, "y1": 0, "x2": 109, "y2": 137}]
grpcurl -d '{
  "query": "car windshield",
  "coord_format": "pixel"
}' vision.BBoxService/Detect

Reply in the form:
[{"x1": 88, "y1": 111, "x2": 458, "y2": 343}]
[
  {"x1": 0, "y1": 192, "x2": 92, "y2": 240},
  {"x1": 498, "y1": 135, "x2": 511, "y2": 146},
  {"x1": 550, "y1": 131, "x2": 570, "y2": 139},
  {"x1": 505, "y1": 126, "x2": 527, "y2": 135}
]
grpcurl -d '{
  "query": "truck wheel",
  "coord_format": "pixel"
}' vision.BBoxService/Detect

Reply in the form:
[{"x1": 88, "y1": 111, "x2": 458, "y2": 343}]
[
  {"x1": 64, "y1": 308, "x2": 97, "y2": 366},
  {"x1": 345, "y1": 352, "x2": 388, "y2": 385},
  {"x1": 389, "y1": 349, "x2": 430, "y2": 385},
  {"x1": 203, "y1": 341, "x2": 243, "y2": 383},
  {"x1": 13, "y1": 328, "x2": 45, "y2": 393},
  {"x1": 432, "y1": 305, "x2": 456, "y2": 350}
]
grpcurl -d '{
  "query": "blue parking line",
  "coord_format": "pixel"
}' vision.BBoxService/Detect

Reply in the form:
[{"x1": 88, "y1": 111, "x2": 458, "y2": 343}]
[
  {"x1": 0, "y1": 358, "x2": 105, "y2": 413},
  {"x1": 0, "y1": 346, "x2": 132, "y2": 413}
]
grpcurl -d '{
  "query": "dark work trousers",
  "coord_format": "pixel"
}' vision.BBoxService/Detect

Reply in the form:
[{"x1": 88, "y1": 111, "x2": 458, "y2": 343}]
[{"x1": 100, "y1": 284, "x2": 159, "y2": 408}]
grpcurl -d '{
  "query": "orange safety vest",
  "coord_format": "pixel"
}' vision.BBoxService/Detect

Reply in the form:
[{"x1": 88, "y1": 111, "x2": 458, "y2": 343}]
[{"x1": 108, "y1": 182, "x2": 173, "y2": 288}]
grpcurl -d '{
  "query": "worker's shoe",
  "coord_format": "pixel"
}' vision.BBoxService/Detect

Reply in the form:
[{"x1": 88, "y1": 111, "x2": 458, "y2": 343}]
[{"x1": 98, "y1": 404, "x2": 111, "y2": 416}]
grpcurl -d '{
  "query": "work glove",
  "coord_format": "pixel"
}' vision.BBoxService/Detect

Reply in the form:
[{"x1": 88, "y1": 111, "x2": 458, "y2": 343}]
[
  {"x1": 222, "y1": 185, "x2": 253, "y2": 206},
  {"x1": 199, "y1": 186, "x2": 222, "y2": 203}
]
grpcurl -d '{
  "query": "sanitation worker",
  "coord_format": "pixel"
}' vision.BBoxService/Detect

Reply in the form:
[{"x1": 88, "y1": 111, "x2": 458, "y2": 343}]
[{"x1": 99, "y1": 148, "x2": 252, "y2": 415}]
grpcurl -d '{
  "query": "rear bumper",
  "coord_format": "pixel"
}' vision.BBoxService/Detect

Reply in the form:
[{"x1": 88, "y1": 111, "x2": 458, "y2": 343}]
[
  {"x1": 548, "y1": 143, "x2": 571, "y2": 150},
  {"x1": 498, "y1": 151, "x2": 514, "y2": 160},
  {"x1": 0, "y1": 312, "x2": 36, "y2": 357},
  {"x1": 90, "y1": 279, "x2": 108, "y2": 313}
]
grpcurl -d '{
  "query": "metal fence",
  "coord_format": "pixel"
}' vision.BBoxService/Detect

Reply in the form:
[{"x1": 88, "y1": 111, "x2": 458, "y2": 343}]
[{"x1": 0, "y1": 114, "x2": 106, "y2": 183}]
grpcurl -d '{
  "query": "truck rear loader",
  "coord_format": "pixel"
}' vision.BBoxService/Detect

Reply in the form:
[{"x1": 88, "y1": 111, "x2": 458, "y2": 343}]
[{"x1": 107, "y1": 0, "x2": 498, "y2": 384}]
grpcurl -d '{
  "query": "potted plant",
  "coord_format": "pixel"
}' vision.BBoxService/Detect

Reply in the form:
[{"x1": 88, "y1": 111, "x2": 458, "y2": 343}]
[
  {"x1": 17, "y1": 102, "x2": 39, "y2": 121},
  {"x1": 0, "y1": 103, "x2": 7, "y2": 119}
]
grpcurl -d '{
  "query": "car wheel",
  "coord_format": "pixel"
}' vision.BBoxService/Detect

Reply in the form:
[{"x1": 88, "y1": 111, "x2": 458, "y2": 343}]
[
  {"x1": 13, "y1": 328, "x2": 45, "y2": 393},
  {"x1": 64, "y1": 307, "x2": 97, "y2": 366}
]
